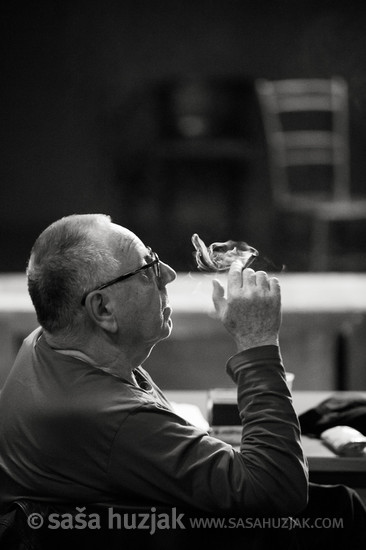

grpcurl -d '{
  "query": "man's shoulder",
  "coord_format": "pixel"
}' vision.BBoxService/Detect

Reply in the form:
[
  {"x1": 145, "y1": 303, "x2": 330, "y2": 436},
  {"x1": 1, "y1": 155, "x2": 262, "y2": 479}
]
[
  {"x1": 22, "y1": 326, "x2": 43, "y2": 348},
  {"x1": 2, "y1": 327, "x2": 42, "y2": 380}
]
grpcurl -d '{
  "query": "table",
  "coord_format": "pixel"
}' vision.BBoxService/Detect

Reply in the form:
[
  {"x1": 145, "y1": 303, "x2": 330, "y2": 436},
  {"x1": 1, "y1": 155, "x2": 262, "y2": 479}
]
[{"x1": 166, "y1": 390, "x2": 366, "y2": 502}]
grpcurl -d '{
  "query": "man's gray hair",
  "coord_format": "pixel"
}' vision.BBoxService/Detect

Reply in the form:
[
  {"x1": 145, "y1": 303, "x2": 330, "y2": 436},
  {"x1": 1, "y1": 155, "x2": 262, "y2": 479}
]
[{"x1": 27, "y1": 213, "x2": 120, "y2": 334}]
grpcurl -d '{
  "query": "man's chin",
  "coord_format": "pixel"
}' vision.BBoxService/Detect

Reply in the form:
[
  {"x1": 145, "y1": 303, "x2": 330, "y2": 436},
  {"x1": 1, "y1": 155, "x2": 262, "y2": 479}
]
[
  {"x1": 162, "y1": 307, "x2": 173, "y2": 335},
  {"x1": 161, "y1": 317, "x2": 173, "y2": 339}
]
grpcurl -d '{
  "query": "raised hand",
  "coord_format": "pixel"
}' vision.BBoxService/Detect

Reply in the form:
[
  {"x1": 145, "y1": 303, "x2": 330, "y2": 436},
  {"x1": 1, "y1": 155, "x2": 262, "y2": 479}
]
[{"x1": 212, "y1": 261, "x2": 281, "y2": 352}]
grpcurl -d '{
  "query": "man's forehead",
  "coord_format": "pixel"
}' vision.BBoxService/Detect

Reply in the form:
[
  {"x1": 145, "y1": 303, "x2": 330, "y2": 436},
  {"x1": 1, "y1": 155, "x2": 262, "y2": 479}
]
[{"x1": 109, "y1": 224, "x2": 149, "y2": 259}]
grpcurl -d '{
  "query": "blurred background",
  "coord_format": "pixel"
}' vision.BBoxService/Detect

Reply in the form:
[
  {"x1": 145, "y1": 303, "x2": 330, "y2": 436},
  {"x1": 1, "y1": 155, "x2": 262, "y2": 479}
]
[
  {"x1": 1, "y1": 0, "x2": 366, "y2": 273},
  {"x1": 1, "y1": 0, "x2": 366, "y2": 392}
]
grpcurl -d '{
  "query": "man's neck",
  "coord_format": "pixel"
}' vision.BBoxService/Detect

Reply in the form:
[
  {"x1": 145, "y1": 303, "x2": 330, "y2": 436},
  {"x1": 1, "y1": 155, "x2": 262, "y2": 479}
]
[{"x1": 43, "y1": 330, "x2": 150, "y2": 383}]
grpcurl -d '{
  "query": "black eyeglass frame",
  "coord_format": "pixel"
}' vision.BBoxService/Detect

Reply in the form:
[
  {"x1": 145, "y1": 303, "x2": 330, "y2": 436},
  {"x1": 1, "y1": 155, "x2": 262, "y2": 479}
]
[{"x1": 81, "y1": 249, "x2": 160, "y2": 305}]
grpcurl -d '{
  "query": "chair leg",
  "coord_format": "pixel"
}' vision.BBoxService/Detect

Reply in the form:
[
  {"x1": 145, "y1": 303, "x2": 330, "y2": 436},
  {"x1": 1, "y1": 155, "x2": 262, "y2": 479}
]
[{"x1": 310, "y1": 217, "x2": 330, "y2": 271}]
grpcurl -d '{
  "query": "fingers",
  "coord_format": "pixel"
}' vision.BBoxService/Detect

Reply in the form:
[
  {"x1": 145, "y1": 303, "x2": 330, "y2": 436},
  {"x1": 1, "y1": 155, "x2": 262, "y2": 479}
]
[
  {"x1": 228, "y1": 262, "x2": 280, "y2": 295},
  {"x1": 242, "y1": 268, "x2": 270, "y2": 289},
  {"x1": 212, "y1": 279, "x2": 226, "y2": 314},
  {"x1": 254, "y1": 270, "x2": 271, "y2": 289},
  {"x1": 269, "y1": 275, "x2": 281, "y2": 296},
  {"x1": 242, "y1": 266, "x2": 255, "y2": 286},
  {"x1": 227, "y1": 259, "x2": 245, "y2": 288}
]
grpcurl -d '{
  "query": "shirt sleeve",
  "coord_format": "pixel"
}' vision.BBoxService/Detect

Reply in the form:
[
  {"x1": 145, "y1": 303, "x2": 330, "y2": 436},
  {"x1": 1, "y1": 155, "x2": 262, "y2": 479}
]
[{"x1": 107, "y1": 346, "x2": 308, "y2": 515}]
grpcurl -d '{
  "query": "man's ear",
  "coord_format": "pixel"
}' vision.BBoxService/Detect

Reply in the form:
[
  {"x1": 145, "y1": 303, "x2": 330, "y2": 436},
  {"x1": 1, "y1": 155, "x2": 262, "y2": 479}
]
[{"x1": 84, "y1": 291, "x2": 118, "y2": 333}]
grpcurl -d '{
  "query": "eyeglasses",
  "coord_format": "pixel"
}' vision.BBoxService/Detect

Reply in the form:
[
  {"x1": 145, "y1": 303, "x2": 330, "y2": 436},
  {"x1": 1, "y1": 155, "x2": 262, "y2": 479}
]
[{"x1": 81, "y1": 248, "x2": 160, "y2": 305}]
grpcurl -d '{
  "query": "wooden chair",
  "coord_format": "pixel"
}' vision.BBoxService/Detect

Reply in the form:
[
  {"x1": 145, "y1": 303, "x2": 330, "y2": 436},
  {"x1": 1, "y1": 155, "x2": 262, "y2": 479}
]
[{"x1": 255, "y1": 77, "x2": 366, "y2": 271}]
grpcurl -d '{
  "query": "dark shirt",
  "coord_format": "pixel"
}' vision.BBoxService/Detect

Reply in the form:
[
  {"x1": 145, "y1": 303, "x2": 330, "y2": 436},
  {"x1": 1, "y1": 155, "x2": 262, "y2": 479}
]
[{"x1": 0, "y1": 328, "x2": 308, "y2": 515}]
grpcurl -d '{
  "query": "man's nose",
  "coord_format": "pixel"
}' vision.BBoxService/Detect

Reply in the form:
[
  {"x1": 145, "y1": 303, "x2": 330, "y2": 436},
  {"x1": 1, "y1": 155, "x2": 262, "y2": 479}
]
[{"x1": 160, "y1": 262, "x2": 177, "y2": 285}]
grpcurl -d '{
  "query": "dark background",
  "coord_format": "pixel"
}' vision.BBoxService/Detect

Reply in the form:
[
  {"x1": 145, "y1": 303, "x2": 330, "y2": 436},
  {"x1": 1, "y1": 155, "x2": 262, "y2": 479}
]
[{"x1": 1, "y1": 0, "x2": 366, "y2": 272}]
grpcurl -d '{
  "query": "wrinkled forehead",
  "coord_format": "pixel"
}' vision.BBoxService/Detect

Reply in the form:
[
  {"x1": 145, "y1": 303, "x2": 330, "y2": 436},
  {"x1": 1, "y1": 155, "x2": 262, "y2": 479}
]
[{"x1": 109, "y1": 223, "x2": 150, "y2": 268}]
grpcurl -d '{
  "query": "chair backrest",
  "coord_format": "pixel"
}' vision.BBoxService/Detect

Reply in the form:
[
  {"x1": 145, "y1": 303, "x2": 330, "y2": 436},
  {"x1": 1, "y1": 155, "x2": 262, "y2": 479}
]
[{"x1": 255, "y1": 77, "x2": 351, "y2": 207}]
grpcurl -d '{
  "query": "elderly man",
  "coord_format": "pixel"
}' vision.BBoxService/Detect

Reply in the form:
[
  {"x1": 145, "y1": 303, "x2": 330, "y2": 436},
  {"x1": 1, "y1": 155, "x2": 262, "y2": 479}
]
[
  {"x1": 5, "y1": 213, "x2": 366, "y2": 548},
  {"x1": 0, "y1": 213, "x2": 307, "y2": 514}
]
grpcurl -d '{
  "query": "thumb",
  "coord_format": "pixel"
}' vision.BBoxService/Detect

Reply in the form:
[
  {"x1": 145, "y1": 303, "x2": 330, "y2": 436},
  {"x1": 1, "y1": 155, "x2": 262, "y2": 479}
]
[{"x1": 212, "y1": 279, "x2": 225, "y2": 315}]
